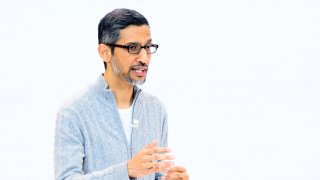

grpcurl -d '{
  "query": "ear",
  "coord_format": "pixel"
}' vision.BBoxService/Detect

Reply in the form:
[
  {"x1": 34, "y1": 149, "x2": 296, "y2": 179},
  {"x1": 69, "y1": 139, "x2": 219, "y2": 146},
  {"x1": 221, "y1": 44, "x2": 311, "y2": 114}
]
[{"x1": 98, "y1": 44, "x2": 112, "y2": 63}]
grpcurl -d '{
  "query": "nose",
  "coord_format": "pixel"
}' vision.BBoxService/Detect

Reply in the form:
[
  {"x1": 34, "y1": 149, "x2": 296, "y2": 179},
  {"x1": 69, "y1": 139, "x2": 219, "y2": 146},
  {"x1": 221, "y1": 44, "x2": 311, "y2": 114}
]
[{"x1": 137, "y1": 48, "x2": 150, "y2": 64}]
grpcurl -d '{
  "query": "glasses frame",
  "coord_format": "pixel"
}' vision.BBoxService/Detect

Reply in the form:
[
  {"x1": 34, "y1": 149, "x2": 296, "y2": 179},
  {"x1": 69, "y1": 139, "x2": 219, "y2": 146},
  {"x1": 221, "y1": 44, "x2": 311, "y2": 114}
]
[{"x1": 105, "y1": 43, "x2": 159, "y2": 54}]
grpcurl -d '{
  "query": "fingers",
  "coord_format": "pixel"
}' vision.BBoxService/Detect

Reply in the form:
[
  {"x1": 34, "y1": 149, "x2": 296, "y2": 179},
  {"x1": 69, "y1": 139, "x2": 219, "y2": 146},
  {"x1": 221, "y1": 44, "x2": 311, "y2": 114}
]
[
  {"x1": 147, "y1": 153, "x2": 175, "y2": 162},
  {"x1": 145, "y1": 161, "x2": 175, "y2": 172},
  {"x1": 162, "y1": 166, "x2": 189, "y2": 180},
  {"x1": 167, "y1": 166, "x2": 186, "y2": 173},
  {"x1": 144, "y1": 140, "x2": 158, "y2": 149},
  {"x1": 141, "y1": 142, "x2": 172, "y2": 163},
  {"x1": 141, "y1": 140, "x2": 170, "y2": 154},
  {"x1": 163, "y1": 172, "x2": 189, "y2": 180},
  {"x1": 142, "y1": 146, "x2": 171, "y2": 155},
  {"x1": 153, "y1": 147, "x2": 172, "y2": 154},
  {"x1": 128, "y1": 140, "x2": 180, "y2": 178}
]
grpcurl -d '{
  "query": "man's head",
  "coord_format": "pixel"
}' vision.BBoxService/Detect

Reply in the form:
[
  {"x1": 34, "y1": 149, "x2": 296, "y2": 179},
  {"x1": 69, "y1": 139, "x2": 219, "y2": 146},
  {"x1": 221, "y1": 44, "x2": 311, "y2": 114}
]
[{"x1": 98, "y1": 8, "x2": 157, "y2": 85}]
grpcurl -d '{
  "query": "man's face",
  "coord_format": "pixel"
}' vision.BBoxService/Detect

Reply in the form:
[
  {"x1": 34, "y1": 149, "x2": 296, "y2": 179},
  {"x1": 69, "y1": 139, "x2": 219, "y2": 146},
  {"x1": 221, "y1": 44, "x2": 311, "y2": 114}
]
[{"x1": 111, "y1": 25, "x2": 152, "y2": 85}]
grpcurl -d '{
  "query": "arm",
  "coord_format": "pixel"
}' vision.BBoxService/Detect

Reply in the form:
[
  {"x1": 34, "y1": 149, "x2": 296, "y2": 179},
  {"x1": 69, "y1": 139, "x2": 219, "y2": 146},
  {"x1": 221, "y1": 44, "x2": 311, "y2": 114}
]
[{"x1": 54, "y1": 111, "x2": 130, "y2": 180}]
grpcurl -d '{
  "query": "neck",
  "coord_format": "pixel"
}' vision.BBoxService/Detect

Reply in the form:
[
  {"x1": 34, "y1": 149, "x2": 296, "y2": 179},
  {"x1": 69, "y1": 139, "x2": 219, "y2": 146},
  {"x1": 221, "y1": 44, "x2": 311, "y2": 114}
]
[{"x1": 104, "y1": 71, "x2": 134, "y2": 109}]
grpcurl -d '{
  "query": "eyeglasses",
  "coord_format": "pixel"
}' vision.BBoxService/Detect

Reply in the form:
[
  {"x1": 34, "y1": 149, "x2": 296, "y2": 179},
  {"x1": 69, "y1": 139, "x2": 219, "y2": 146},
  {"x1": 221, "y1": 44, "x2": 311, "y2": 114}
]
[{"x1": 106, "y1": 43, "x2": 159, "y2": 54}]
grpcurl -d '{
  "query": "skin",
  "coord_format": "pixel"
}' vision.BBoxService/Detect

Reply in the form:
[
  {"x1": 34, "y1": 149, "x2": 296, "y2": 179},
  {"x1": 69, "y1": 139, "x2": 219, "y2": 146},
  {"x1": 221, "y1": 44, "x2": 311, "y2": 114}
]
[
  {"x1": 98, "y1": 25, "x2": 188, "y2": 180},
  {"x1": 161, "y1": 166, "x2": 189, "y2": 180}
]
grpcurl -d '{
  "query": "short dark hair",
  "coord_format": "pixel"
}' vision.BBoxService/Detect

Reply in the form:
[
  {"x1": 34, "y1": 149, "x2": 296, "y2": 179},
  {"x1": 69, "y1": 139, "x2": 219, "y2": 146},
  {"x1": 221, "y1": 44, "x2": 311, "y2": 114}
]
[{"x1": 98, "y1": 8, "x2": 149, "y2": 69}]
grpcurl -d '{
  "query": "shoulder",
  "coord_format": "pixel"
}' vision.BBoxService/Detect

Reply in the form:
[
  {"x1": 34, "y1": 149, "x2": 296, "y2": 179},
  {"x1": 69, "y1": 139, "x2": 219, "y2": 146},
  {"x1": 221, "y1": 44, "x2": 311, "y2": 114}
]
[
  {"x1": 139, "y1": 90, "x2": 167, "y2": 114},
  {"x1": 57, "y1": 83, "x2": 98, "y2": 118},
  {"x1": 139, "y1": 90, "x2": 164, "y2": 105}
]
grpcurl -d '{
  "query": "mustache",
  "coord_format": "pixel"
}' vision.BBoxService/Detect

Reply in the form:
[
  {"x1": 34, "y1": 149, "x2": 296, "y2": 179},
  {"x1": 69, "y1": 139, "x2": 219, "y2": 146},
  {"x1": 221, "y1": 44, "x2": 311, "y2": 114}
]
[{"x1": 130, "y1": 62, "x2": 148, "y2": 70}]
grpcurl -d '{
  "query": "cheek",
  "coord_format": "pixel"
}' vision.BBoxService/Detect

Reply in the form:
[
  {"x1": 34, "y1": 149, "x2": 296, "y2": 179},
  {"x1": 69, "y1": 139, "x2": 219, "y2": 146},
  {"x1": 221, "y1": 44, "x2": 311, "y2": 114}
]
[
  {"x1": 123, "y1": 60, "x2": 135, "y2": 72},
  {"x1": 114, "y1": 55, "x2": 132, "y2": 71},
  {"x1": 146, "y1": 55, "x2": 152, "y2": 64}
]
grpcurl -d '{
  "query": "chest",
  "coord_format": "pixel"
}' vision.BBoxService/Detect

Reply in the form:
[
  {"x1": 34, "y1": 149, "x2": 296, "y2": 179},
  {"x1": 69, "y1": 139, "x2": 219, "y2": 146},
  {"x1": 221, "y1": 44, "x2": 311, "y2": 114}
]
[{"x1": 78, "y1": 101, "x2": 163, "y2": 172}]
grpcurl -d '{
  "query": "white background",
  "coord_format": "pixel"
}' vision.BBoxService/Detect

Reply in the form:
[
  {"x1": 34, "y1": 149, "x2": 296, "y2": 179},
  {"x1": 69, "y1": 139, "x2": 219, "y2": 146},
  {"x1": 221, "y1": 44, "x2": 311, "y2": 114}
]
[{"x1": 0, "y1": 0, "x2": 319, "y2": 179}]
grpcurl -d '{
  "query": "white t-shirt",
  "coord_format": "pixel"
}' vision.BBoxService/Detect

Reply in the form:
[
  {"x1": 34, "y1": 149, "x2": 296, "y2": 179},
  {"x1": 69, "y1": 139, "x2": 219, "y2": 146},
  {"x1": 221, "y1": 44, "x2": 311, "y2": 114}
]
[{"x1": 118, "y1": 107, "x2": 133, "y2": 143}]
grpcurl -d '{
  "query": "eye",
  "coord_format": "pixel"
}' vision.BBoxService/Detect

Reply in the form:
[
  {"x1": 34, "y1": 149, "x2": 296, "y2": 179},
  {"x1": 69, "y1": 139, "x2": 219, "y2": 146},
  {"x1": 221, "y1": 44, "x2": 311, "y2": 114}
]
[
  {"x1": 128, "y1": 44, "x2": 140, "y2": 52},
  {"x1": 145, "y1": 44, "x2": 151, "y2": 50}
]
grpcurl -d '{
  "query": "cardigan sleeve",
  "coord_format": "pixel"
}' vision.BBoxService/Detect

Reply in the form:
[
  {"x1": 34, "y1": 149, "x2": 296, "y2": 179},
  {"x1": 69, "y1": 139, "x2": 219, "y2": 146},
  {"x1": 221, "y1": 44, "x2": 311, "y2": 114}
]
[{"x1": 54, "y1": 111, "x2": 131, "y2": 180}]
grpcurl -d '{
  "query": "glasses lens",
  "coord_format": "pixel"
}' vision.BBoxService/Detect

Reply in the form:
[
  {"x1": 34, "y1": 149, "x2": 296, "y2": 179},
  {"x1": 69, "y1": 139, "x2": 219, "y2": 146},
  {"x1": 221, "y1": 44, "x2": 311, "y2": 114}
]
[
  {"x1": 148, "y1": 45, "x2": 157, "y2": 54},
  {"x1": 128, "y1": 44, "x2": 141, "y2": 54},
  {"x1": 127, "y1": 44, "x2": 158, "y2": 54}
]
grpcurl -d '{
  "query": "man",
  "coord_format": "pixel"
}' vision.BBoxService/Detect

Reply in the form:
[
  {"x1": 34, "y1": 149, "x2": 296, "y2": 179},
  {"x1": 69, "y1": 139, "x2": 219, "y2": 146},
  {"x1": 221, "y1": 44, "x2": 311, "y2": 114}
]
[{"x1": 54, "y1": 8, "x2": 189, "y2": 180}]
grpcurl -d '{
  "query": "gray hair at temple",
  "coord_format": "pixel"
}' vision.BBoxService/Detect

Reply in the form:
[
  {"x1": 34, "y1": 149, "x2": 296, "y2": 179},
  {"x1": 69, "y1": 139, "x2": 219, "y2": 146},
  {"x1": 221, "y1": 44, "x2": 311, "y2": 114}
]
[{"x1": 98, "y1": 8, "x2": 149, "y2": 69}]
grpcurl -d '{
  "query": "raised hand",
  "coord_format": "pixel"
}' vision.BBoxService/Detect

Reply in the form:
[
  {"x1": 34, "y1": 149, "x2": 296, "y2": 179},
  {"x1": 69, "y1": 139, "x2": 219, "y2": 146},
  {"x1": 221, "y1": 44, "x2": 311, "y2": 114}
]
[{"x1": 128, "y1": 140, "x2": 175, "y2": 178}]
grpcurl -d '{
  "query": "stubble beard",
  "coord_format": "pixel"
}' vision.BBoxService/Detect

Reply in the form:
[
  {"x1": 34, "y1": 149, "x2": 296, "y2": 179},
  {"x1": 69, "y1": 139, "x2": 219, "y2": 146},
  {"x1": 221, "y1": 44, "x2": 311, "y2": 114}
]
[{"x1": 111, "y1": 57, "x2": 146, "y2": 86}]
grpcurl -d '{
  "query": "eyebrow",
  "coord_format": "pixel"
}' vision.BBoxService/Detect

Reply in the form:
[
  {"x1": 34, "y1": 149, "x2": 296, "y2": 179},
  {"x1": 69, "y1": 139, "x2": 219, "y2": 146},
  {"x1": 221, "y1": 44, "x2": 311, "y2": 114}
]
[{"x1": 126, "y1": 39, "x2": 152, "y2": 45}]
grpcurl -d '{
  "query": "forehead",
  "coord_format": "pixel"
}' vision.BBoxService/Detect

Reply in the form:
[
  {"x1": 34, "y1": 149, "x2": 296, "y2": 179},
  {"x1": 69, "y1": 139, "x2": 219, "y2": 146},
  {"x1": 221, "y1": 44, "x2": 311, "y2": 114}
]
[{"x1": 117, "y1": 25, "x2": 151, "y2": 44}]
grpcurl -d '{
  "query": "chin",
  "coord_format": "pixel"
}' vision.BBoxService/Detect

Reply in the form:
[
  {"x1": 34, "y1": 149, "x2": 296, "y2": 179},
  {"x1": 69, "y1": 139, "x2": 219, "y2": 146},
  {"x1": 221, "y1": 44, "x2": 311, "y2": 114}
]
[
  {"x1": 124, "y1": 76, "x2": 146, "y2": 86},
  {"x1": 132, "y1": 79, "x2": 146, "y2": 85}
]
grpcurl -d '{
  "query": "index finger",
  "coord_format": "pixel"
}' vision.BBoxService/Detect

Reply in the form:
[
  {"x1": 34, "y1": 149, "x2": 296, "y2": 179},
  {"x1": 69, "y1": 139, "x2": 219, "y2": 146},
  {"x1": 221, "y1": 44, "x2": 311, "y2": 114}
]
[{"x1": 153, "y1": 147, "x2": 171, "y2": 154}]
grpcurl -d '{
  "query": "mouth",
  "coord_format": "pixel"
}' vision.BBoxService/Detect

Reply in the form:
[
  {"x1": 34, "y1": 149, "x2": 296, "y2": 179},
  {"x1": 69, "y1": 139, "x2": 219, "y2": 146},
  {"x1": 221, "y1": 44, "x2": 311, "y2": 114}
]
[{"x1": 131, "y1": 65, "x2": 148, "y2": 77}]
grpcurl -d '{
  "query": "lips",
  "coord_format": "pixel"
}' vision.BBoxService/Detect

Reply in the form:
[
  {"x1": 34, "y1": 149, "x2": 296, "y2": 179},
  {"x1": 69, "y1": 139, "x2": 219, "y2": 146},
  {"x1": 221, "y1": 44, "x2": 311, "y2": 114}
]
[{"x1": 131, "y1": 65, "x2": 148, "y2": 77}]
